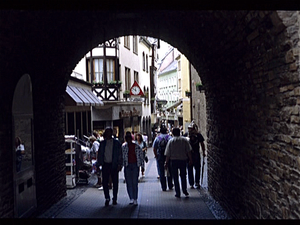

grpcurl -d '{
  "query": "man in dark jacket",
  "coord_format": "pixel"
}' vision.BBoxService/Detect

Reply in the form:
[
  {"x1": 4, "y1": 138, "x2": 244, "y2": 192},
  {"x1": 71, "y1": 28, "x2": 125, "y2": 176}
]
[
  {"x1": 185, "y1": 121, "x2": 206, "y2": 189},
  {"x1": 97, "y1": 127, "x2": 122, "y2": 206}
]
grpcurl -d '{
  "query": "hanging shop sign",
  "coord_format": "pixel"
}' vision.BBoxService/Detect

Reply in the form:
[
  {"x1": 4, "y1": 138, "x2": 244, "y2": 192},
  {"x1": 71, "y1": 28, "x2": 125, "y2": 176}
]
[{"x1": 119, "y1": 107, "x2": 140, "y2": 118}]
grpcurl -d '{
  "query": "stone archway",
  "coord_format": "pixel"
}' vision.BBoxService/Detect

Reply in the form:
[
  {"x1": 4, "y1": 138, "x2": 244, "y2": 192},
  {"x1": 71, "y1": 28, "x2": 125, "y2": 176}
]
[{"x1": 0, "y1": 10, "x2": 299, "y2": 218}]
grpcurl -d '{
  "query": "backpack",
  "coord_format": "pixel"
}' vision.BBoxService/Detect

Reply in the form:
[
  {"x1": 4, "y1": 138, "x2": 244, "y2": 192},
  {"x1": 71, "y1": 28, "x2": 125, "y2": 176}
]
[{"x1": 157, "y1": 135, "x2": 169, "y2": 159}]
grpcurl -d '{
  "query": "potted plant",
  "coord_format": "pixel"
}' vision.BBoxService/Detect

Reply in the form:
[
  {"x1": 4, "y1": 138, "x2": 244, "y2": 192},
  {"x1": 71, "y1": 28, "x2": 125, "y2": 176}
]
[
  {"x1": 195, "y1": 82, "x2": 204, "y2": 92},
  {"x1": 93, "y1": 80, "x2": 104, "y2": 86},
  {"x1": 185, "y1": 90, "x2": 191, "y2": 97},
  {"x1": 123, "y1": 90, "x2": 130, "y2": 98},
  {"x1": 108, "y1": 80, "x2": 122, "y2": 86}
]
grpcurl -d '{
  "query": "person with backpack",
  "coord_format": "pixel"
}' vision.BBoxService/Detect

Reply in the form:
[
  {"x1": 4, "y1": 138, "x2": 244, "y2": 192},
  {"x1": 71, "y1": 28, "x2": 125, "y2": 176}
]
[{"x1": 152, "y1": 124, "x2": 173, "y2": 191}]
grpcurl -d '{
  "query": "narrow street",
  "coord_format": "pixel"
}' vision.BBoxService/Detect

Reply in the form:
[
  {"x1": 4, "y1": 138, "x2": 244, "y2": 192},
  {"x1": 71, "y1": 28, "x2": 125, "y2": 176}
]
[{"x1": 38, "y1": 147, "x2": 230, "y2": 219}]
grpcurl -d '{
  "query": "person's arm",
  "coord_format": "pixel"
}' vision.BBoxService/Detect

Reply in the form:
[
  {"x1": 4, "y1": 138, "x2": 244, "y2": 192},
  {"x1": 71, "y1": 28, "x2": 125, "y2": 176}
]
[
  {"x1": 185, "y1": 140, "x2": 193, "y2": 166},
  {"x1": 164, "y1": 141, "x2": 171, "y2": 168},
  {"x1": 152, "y1": 138, "x2": 158, "y2": 158},
  {"x1": 200, "y1": 142, "x2": 206, "y2": 157},
  {"x1": 142, "y1": 141, "x2": 147, "y2": 152}
]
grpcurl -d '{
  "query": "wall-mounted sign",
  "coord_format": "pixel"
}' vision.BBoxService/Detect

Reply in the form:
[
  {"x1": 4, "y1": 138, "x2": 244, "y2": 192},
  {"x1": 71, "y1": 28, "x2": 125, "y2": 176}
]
[
  {"x1": 119, "y1": 107, "x2": 141, "y2": 118},
  {"x1": 130, "y1": 81, "x2": 144, "y2": 96}
]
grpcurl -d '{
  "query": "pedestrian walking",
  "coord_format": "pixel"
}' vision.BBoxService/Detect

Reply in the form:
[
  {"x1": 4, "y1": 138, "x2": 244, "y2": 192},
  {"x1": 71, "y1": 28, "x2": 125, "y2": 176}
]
[
  {"x1": 122, "y1": 131, "x2": 144, "y2": 205},
  {"x1": 97, "y1": 127, "x2": 122, "y2": 206},
  {"x1": 15, "y1": 136, "x2": 25, "y2": 172},
  {"x1": 89, "y1": 135, "x2": 102, "y2": 188},
  {"x1": 152, "y1": 124, "x2": 173, "y2": 191},
  {"x1": 184, "y1": 121, "x2": 206, "y2": 189},
  {"x1": 135, "y1": 133, "x2": 147, "y2": 177},
  {"x1": 165, "y1": 128, "x2": 193, "y2": 198}
]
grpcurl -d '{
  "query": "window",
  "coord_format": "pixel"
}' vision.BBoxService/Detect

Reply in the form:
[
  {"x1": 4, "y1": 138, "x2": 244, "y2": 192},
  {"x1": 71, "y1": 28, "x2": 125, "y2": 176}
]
[
  {"x1": 178, "y1": 78, "x2": 181, "y2": 89},
  {"x1": 124, "y1": 36, "x2": 130, "y2": 49},
  {"x1": 133, "y1": 36, "x2": 138, "y2": 54},
  {"x1": 87, "y1": 58, "x2": 115, "y2": 83},
  {"x1": 106, "y1": 59, "x2": 115, "y2": 83},
  {"x1": 134, "y1": 71, "x2": 139, "y2": 83},
  {"x1": 125, "y1": 67, "x2": 131, "y2": 90},
  {"x1": 142, "y1": 52, "x2": 145, "y2": 71},
  {"x1": 87, "y1": 58, "x2": 103, "y2": 83},
  {"x1": 178, "y1": 60, "x2": 181, "y2": 71},
  {"x1": 146, "y1": 55, "x2": 148, "y2": 73}
]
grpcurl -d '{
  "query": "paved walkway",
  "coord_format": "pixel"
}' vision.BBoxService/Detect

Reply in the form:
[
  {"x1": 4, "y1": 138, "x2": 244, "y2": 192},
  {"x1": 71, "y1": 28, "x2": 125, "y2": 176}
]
[{"x1": 38, "y1": 148, "x2": 230, "y2": 220}]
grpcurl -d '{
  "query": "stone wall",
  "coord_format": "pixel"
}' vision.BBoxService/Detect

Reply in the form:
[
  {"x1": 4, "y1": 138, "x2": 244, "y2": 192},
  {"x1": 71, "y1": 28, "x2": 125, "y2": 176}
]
[{"x1": 204, "y1": 11, "x2": 300, "y2": 219}]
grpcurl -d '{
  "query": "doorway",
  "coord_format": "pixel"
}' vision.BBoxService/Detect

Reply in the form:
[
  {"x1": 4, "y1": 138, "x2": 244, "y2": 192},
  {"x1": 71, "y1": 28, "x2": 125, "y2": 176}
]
[{"x1": 12, "y1": 74, "x2": 37, "y2": 217}]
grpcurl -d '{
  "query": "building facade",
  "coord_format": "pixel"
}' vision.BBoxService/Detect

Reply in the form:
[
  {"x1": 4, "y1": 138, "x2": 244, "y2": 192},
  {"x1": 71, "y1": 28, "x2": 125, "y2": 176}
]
[{"x1": 70, "y1": 36, "x2": 156, "y2": 142}]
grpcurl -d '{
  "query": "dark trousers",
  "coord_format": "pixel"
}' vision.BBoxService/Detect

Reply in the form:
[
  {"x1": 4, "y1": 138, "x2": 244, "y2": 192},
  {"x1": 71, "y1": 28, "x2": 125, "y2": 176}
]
[
  {"x1": 158, "y1": 158, "x2": 173, "y2": 191},
  {"x1": 187, "y1": 152, "x2": 201, "y2": 186},
  {"x1": 102, "y1": 163, "x2": 119, "y2": 201},
  {"x1": 171, "y1": 160, "x2": 187, "y2": 196}
]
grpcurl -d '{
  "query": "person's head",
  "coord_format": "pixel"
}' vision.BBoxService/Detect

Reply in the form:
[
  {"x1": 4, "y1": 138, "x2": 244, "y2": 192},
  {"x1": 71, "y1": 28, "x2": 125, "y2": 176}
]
[
  {"x1": 89, "y1": 136, "x2": 96, "y2": 143},
  {"x1": 125, "y1": 131, "x2": 133, "y2": 143},
  {"x1": 160, "y1": 124, "x2": 167, "y2": 134},
  {"x1": 135, "y1": 133, "x2": 143, "y2": 142},
  {"x1": 188, "y1": 121, "x2": 198, "y2": 134},
  {"x1": 93, "y1": 130, "x2": 99, "y2": 138},
  {"x1": 15, "y1": 137, "x2": 21, "y2": 147},
  {"x1": 172, "y1": 128, "x2": 181, "y2": 137},
  {"x1": 104, "y1": 127, "x2": 113, "y2": 140}
]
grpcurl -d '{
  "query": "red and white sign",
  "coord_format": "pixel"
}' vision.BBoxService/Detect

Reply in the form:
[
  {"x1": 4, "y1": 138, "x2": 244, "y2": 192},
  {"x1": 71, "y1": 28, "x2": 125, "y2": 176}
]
[{"x1": 130, "y1": 81, "x2": 144, "y2": 96}]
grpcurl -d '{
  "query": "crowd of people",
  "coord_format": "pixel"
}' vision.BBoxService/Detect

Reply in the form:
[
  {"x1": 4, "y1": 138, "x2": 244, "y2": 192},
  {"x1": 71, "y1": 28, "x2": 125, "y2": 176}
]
[{"x1": 87, "y1": 120, "x2": 205, "y2": 206}]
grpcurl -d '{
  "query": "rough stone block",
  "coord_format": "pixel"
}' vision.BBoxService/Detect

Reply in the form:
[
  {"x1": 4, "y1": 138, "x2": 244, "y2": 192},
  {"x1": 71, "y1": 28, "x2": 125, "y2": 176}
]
[
  {"x1": 285, "y1": 49, "x2": 295, "y2": 63},
  {"x1": 291, "y1": 116, "x2": 300, "y2": 123}
]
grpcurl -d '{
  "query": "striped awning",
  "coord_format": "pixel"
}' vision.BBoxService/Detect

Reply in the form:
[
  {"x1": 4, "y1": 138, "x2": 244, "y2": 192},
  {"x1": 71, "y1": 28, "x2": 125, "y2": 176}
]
[{"x1": 66, "y1": 85, "x2": 103, "y2": 106}]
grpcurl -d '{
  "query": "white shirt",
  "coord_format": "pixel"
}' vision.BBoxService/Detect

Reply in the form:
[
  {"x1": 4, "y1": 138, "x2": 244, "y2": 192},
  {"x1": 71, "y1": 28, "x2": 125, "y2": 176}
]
[
  {"x1": 104, "y1": 139, "x2": 113, "y2": 163},
  {"x1": 91, "y1": 141, "x2": 99, "y2": 153},
  {"x1": 16, "y1": 144, "x2": 25, "y2": 152}
]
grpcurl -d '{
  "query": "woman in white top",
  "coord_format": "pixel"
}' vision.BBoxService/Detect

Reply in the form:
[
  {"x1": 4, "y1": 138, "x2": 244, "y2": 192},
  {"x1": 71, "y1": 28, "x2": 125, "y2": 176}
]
[
  {"x1": 15, "y1": 137, "x2": 25, "y2": 172},
  {"x1": 135, "y1": 133, "x2": 147, "y2": 177}
]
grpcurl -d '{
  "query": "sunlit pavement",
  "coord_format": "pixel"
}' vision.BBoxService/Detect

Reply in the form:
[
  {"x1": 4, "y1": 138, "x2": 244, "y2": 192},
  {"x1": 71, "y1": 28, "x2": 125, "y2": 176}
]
[{"x1": 38, "y1": 147, "x2": 223, "y2": 220}]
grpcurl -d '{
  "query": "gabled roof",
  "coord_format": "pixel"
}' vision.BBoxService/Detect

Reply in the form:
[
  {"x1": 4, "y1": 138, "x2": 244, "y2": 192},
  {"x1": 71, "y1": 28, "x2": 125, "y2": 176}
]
[{"x1": 158, "y1": 60, "x2": 177, "y2": 76}]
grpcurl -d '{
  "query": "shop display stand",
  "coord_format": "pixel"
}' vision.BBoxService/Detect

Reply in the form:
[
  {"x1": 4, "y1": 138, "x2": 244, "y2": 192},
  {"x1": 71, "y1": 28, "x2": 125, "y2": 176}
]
[{"x1": 65, "y1": 136, "x2": 76, "y2": 189}]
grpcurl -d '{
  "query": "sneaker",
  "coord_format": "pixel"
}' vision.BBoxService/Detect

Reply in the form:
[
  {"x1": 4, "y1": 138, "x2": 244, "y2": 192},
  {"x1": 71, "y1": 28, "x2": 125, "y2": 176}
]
[
  {"x1": 98, "y1": 186, "x2": 103, "y2": 190},
  {"x1": 195, "y1": 183, "x2": 200, "y2": 189},
  {"x1": 175, "y1": 194, "x2": 180, "y2": 198},
  {"x1": 129, "y1": 199, "x2": 134, "y2": 205},
  {"x1": 105, "y1": 199, "x2": 110, "y2": 206},
  {"x1": 133, "y1": 200, "x2": 138, "y2": 205},
  {"x1": 190, "y1": 185, "x2": 195, "y2": 189}
]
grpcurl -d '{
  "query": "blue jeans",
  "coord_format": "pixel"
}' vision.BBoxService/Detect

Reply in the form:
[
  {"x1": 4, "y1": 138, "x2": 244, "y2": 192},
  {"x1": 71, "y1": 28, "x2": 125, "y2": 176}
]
[
  {"x1": 124, "y1": 163, "x2": 139, "y2": 200},
  {"x1": 156, "y1": 157, "x2": 160, "y2": 176},
  {"x1": 158, "y1": 158, "x2": 173, "y2": 191},
  {"x1": 171, "y1": 160, "x2": 188, "y2": 196}
]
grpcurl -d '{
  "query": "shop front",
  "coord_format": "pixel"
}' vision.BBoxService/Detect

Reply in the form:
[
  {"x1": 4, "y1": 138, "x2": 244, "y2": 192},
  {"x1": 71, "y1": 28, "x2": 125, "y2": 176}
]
[{"x1": 92, "y1": 102, "x2": 142, "y2": 143}]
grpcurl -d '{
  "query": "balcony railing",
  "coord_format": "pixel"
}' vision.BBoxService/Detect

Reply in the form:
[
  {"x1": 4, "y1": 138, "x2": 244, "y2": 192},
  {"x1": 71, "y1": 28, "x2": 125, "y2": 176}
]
[{"x1": 92, "y1": 82, "x2": 121, "y2": 101}]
